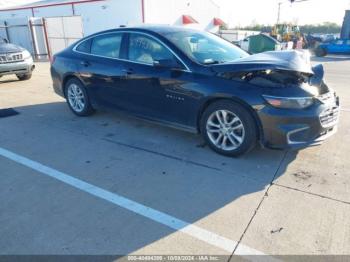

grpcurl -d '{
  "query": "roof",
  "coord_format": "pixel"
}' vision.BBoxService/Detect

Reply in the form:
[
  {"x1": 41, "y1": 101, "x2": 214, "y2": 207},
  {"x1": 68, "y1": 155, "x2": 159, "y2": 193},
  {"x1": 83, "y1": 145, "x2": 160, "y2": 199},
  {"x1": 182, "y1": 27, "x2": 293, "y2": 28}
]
[
  {"x1": 90, "y1": 25, "x2": 203, "y2": 36},
  {"x1": 182, "y1": 15, "x2": 198, "y2": 25},
  {"x1": 127, "y1": 25, "x2": 207, "y2": 35}
]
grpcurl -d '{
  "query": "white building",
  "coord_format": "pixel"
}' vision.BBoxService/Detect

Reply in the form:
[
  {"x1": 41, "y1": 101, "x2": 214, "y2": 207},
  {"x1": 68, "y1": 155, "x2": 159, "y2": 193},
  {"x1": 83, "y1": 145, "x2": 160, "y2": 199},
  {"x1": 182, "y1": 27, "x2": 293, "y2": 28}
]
[{"x1": 0, "y1": 0, "x2": 224, "y2": 35}]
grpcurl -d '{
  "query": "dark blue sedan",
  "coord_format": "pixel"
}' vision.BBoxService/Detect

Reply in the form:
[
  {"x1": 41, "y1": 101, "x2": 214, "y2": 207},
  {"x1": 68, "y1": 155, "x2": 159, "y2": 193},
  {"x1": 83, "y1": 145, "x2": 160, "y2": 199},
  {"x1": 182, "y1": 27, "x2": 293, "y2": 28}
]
[{"x1": 51, "y1": 26, "x2": 339, "y2": 156}]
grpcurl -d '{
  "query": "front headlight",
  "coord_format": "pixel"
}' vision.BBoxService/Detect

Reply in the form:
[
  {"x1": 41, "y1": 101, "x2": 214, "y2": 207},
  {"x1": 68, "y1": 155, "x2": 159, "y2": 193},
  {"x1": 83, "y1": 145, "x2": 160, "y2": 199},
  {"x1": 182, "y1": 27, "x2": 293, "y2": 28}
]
[
  {"x1": 22, "y1": 50, "x2": 31, "y2": 59},
  {"x1": 263, "y1": 95, "x2": 314, "y2": 109}
]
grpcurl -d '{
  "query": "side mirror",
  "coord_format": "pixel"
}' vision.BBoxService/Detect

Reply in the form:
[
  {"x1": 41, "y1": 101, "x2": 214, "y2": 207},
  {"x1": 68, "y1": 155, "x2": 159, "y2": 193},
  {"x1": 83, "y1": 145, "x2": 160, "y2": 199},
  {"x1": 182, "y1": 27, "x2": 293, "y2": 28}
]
[
  {"x1": 3, "y1": 38, "x2": 9, "y2": 43},
  {"x1": 153, "y1": 59, "x2": 183, "y2": 70}
]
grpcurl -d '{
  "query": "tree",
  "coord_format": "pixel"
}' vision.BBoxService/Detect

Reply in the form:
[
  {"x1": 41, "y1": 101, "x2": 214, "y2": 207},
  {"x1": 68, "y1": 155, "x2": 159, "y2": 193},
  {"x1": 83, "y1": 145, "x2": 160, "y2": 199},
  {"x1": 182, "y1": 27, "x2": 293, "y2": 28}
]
[{"x1": 236, "y1": 22, "x2": 341, "y2": 35}]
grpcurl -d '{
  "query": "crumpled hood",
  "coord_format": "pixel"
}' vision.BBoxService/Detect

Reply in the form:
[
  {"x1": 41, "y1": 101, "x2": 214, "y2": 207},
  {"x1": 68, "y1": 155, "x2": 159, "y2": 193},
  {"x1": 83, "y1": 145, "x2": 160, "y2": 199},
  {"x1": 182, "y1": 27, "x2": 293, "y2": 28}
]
[
  {"x1": 211, "y1": 50, "x2": 314, "y2": 75},
  {"x1": 0, "y1": 43, "x2": 24, "y2": 53}
]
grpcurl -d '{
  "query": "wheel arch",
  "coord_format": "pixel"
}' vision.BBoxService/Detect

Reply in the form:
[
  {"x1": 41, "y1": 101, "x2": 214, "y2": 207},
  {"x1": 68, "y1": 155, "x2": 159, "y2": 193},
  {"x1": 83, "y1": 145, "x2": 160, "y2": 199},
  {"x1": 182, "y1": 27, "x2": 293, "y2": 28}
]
[
  {"x1": 61, "y1": 74, "x2": 83, "y2": 98},
  {"x1": 197, "y1": 96, "x2": 264, "y2": 145}
]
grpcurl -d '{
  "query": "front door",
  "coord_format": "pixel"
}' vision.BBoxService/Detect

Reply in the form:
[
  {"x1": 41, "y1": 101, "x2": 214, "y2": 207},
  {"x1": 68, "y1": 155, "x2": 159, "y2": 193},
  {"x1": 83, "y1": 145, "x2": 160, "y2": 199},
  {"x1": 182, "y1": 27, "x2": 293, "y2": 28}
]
[{"x1": 119, "y1": 32, "x2": 197, "y2": 127}]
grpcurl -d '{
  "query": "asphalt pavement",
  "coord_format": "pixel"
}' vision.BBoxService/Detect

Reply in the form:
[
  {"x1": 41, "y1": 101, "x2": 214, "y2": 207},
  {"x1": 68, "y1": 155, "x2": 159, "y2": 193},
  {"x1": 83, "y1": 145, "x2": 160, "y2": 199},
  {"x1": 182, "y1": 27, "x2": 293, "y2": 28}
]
[{"x1": 0, "y1": 56, "x2": 349, "y2": 258}]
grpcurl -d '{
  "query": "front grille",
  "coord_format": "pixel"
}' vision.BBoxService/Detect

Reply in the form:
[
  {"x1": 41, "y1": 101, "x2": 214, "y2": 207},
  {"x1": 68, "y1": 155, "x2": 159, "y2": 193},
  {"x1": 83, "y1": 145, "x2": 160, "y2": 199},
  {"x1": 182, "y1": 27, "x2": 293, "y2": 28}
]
[
  {"x1": 317, "y1": 92, "x2": 333, "y2": 103},
  {"x1": 320, "y1": 106, "x2": 339, "y2": 127},
  {"x1": 318, "y1": 91, "x2": 339, "y2": 128},
  {"x1": 0, "y1": 53, "x2": 23, "y2": 64}
]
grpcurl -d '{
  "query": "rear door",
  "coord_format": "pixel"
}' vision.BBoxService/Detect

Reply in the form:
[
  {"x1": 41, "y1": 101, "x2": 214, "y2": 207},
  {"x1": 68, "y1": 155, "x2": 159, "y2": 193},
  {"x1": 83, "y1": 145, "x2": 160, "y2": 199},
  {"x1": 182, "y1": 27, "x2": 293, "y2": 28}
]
[{"x1": 76, "y1": 32, "x2": 130, "y2": 110}]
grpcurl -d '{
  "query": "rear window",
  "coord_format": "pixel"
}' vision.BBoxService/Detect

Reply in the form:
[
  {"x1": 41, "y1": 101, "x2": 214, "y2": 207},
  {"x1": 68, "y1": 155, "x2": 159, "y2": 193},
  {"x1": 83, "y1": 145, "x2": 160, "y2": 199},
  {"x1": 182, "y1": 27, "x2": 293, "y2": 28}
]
[
  {"x1": 76, "y1": 39, "x2": 91, "y2": 53},
  {"x1": 91, "y1": 33, "x2": 123, "y2": 58}
]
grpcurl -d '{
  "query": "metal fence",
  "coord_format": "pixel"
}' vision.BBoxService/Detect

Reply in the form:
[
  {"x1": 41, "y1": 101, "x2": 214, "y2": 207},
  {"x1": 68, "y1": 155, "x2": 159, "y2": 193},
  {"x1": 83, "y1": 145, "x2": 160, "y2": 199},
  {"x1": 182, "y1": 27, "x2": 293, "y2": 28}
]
[
  {"x1": 0, "y1": 16, "x2": 84, "y2": 61},
  {"x1": 0, "y1": 17, "x2": 48, "y2": 60}
]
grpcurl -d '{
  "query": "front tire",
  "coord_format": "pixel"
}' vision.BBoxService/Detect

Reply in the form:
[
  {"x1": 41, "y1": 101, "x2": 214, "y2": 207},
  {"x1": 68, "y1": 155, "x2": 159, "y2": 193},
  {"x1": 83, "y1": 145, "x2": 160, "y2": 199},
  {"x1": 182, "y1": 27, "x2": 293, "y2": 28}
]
[
  {"x1": 65, "y1": 78, "x2": 94, "y2": 116},
  {"x1": 16, "y1": 73, "x2": 32, "y2": 80},
  {"x1": 200, "y1": 100, "x2": 257, "y2": 157}
]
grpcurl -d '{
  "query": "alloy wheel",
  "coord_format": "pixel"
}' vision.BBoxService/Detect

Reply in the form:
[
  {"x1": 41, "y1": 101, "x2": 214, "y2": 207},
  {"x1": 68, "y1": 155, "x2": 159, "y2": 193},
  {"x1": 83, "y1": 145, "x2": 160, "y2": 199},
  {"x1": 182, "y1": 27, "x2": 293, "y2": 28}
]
[
  {"x1": 206, "y1": 109, "x2": 245, "y2": 151},
  {"x1": 67, "y1": 83, "x2": 85, "y2": 113}
]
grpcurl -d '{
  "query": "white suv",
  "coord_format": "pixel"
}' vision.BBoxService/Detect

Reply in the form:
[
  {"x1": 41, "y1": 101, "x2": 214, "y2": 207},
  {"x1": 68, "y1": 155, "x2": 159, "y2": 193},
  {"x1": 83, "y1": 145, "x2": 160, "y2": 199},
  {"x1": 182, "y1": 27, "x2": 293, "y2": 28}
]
[{"x1": 0, "y1": 38, "x2": 35, "y2": 80}]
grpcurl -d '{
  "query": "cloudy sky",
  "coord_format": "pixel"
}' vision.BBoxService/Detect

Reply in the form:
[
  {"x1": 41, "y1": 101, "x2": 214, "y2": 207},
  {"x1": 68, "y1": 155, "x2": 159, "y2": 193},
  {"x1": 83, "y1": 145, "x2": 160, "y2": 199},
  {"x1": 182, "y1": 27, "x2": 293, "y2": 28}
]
[
  {"x1": 0, "y1": 0, "x2": 349, "y2": 26},
  {"x1": 214, "y1": 0, "x2": 350, "y2": 26}
]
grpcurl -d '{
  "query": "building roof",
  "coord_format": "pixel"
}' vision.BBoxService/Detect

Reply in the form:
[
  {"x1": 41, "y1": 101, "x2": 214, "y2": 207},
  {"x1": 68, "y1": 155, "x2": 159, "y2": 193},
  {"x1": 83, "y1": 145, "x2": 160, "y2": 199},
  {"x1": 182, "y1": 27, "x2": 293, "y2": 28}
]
[{"x1": 0, "y1": 0, "x2": 105, "y2": 10}]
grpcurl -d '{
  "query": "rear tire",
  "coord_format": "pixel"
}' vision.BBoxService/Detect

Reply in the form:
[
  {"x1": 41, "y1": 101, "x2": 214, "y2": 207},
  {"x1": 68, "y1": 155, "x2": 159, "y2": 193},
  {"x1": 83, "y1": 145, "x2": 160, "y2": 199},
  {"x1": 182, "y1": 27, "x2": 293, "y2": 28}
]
[
  {"x1": 315, "y1": 47, "x2": 327, "y2": 57},
  {"x1": 65, "y1": 78, "x2": 94, "y2": 116},
  {"x1": 200, "y1": 100, "x2": 257, "y2": 157},
  {"x1": 16, "y1": 73, "x2": 32, "y2": 80}
]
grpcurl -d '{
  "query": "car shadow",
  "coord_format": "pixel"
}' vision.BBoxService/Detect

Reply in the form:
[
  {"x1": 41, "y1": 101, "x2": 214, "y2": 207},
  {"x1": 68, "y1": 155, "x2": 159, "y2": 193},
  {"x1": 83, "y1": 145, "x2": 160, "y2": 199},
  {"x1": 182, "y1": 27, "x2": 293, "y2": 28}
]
[{"x1": 0, "y1": 101, "x2": 299, "y2": 254}]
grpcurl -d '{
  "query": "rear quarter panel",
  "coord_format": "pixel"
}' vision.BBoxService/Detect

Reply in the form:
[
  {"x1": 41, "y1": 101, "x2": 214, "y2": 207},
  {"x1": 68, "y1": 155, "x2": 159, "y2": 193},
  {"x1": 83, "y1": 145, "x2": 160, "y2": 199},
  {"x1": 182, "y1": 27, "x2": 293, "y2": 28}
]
[{"x1": 51, "y1": 50, "x2": 80, "y2": 97}]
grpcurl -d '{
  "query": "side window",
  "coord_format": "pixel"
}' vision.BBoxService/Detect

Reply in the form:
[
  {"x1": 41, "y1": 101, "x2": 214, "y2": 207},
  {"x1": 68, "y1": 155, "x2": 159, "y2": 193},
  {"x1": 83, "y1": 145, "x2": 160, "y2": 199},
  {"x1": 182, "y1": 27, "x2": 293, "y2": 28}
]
[
  {"x1": 128, "y1": 33, "x2": 175, "y2": 64},
  {"x1": 91, "y1": 33, "x2": 123, "y2": 58},
  {"x1": 76, "y1": 39, "x2": 92, "y2": 53}
]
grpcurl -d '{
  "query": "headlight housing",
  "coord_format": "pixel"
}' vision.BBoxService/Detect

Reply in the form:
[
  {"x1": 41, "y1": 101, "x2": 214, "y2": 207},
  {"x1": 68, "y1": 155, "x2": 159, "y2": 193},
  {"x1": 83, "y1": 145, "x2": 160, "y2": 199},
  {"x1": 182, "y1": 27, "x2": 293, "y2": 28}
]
[
  {"x1": 22, "y1": 50, "x2": 31, "y2": 59},
  {"x1": 263, "y1": 95, "x2": 314, "y2": 109}
]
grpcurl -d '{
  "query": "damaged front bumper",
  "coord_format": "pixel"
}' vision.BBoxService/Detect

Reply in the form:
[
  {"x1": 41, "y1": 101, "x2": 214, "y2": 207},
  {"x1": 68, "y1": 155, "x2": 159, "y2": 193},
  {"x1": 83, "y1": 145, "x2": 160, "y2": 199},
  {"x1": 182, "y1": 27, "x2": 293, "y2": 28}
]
[
  {"x1": 259, "y1": 92, "x2": 340, "y2": 149},
  {"x1": 286, "y1": 123, "x2": 338, "y2": 148}
]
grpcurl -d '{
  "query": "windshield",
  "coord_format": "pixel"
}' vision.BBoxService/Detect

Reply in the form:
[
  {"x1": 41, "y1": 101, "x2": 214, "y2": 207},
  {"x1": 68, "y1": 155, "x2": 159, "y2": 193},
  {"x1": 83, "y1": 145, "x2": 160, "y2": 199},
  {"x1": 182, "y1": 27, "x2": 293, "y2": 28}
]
[{"x1": 163, "y1": 30, "x2": 249, "y2": 65}]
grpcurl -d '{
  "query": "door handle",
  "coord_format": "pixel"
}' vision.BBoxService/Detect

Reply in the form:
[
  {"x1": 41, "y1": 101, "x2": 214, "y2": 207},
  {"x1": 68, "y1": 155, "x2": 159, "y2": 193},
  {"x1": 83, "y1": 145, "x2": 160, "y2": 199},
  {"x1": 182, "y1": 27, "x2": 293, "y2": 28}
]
[{"x1": 80, "y1": 61, "x2": 90, "y2": 67}]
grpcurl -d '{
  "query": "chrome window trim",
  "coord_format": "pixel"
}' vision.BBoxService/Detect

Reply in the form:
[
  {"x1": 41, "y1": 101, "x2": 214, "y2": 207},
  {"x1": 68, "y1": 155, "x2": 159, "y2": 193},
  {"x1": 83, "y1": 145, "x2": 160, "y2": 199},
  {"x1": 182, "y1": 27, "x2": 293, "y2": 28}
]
[{"x1": 72, "y1": 31, "x2": 191, "y2": 72}]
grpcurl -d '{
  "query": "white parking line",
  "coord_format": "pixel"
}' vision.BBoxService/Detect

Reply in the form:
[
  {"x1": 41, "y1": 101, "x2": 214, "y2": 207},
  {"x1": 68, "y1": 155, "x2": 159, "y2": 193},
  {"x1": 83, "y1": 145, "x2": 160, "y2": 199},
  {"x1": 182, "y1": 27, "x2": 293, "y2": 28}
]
[{"x1": 0, "y1": 146, "x2": 265, "y2": 255}]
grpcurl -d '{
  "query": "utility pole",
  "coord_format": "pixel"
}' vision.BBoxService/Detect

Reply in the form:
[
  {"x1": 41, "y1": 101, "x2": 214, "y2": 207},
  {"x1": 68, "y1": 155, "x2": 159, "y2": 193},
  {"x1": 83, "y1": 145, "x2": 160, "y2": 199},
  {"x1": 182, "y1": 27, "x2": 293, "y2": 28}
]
[{"x1": 277, "y1": 2, "x2": 282, "y2": 24}]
